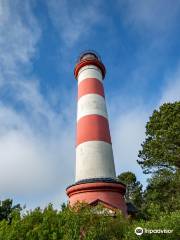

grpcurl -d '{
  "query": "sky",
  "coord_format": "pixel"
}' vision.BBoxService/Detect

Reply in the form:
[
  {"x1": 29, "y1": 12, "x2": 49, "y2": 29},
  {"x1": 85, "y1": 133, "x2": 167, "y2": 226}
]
[{"x1": 0, "y1": 0, "x2": 180, "y2": 210}]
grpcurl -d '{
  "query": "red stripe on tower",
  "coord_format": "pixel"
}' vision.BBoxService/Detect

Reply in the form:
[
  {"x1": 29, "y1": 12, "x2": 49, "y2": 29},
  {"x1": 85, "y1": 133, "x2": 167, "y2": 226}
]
[
  {"x1": 77, "y1": 115, "x2": 111, "y2": 145},
  {"x1": 78, "y1": 78, "x2": 104, "y2": 99}
]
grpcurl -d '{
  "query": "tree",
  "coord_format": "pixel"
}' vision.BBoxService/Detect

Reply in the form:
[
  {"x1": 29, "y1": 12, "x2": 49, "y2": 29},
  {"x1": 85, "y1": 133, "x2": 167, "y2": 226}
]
[
  {"x1": 137, "y1": 102, "x2": 180, "y2": 214},
  {"x1": 117, "y1": 172, "x2": 143, "y2": 209},
  {"x1": 61, "y1": 202, "x2": 66, "y2": 211},
  {"x1": 0, "y1": 199, "x2": 21, "y2": 223},
  {"x1": 142, "y1": 169, "x2": 180, "y2": 217},
  {"x1": 138, "y1": 102, "x2": 180, "y2": 174}
]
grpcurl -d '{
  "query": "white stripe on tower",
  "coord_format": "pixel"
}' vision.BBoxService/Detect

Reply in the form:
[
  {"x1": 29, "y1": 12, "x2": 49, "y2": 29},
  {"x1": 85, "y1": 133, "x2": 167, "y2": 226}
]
[
  {"x1": 75, "y1": 54, "x2": 116, "y2": 182},
  {"x1": 77, "y1": 94, "x2": 108, "y2": 121},
  {"x1": 78, "y1": 65, "x2": 103, "y2": 84},
  {"x1": 76, "y1": 141, "x2": 115, "y2": 180}
]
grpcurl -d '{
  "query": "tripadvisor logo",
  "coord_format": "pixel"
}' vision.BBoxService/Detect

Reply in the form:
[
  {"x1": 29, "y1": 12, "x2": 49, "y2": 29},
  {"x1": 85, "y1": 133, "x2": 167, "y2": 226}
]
[
  {"x1": 135, "y1": 227, "x2": 143, "y2": 236},
  {"x1": 135, "y1": 227, "x2": 173, "y2": 235}
]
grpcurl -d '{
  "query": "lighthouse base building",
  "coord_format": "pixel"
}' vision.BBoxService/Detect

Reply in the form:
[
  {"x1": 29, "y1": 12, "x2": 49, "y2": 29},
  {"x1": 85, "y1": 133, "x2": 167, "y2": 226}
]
[
  {"x1": 66, "y1": 51, "x2": 127, "y2": 215},
  {"x1": 67, "y1": 180, "x2": 127, "y2": 215}
]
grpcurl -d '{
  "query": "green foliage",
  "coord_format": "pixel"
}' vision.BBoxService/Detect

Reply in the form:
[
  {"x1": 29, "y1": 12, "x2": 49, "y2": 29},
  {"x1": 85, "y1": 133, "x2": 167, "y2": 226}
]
[
  {"x1": 117, "y1": 172, "x2": 143, "y2": 209},
  {"x1": 138, "y1": 102, "x2": 180, "y2": 173},
  {"x1": 125, "y1": 210, "x2": 180, "y2": 240},
  {"x1": 0, "y1": 202, "x2": 179, "y2": 240},
  {"x1": 0, "y1": 203, "x2": 129, "y2": 240},
  {"x1": 142, "y1": 169, "x2": 180, "y2": 216},
  {"x1": 58, "y1": 203, "x2": 130, "y2": 240}
]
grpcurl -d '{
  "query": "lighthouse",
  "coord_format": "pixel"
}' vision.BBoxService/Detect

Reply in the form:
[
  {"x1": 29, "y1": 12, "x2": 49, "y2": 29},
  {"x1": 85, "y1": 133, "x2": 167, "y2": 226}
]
[{"x1": 66, "y1": 51, "x2": 127, "y2": 215}]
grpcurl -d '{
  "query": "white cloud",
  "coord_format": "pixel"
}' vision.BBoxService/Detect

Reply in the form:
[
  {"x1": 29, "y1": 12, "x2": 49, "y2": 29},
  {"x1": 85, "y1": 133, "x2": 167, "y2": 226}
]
[
  {"x1": 118, "y1": 0, "x2": 180, "y2": 36},
  {"x1": 0, "y1": 76, "x2": 76, "y2": 207},
  {"x1": 0, "y1": 0, "x2": 40, "y2": 77},
  {"x1": 0, "y1": 96, "x2": 75, "y2": 195},
  {"x1": 46, "y1": 0, "x2": 104, "y2": 47},
  {"x1": 0, "y1": 0, "x2": 75, "y2": 209}
]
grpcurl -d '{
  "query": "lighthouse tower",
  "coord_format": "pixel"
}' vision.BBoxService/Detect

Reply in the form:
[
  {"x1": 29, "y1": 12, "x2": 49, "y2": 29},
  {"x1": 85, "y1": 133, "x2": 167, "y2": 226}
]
[{"x1": 66, "y1": 51, "x2": 127, "y2": 215}]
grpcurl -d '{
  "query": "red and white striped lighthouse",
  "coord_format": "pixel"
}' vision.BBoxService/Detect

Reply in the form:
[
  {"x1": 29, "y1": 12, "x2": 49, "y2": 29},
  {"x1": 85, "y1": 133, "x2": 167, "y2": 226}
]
[{"x1": 66, "y1": 51, "x2": 127, "y2": 215}]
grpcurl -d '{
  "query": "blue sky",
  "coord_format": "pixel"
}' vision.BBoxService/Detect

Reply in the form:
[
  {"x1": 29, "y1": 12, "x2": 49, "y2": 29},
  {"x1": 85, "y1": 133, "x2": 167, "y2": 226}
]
[{"x1": 0, "y1": 0, "x2": 180, "y2": 209}]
